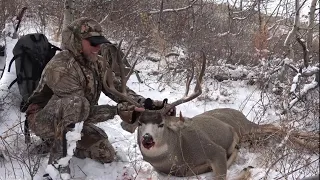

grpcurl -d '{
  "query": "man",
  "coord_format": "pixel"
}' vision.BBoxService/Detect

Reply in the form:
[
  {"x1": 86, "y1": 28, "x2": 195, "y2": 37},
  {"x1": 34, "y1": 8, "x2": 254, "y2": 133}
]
[{"x1": 25, "y1": 17, "x2": 165, "y2": 177}]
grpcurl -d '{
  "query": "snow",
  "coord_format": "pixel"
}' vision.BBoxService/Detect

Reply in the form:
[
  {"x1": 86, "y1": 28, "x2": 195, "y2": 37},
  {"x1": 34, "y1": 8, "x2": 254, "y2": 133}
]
[
  {"x1": 1, "y1": 19, "x2": 16, "y2": 38},
  {"x1": 0, "y1": 26, "x2": 318, "y2": 180},
  {"x1": 45, "y1": 121, "x2": 84, "y2": 180},
  {"x1": 302, "y1": 80, "x2": 318, "y2": 93},
  {"x1": 290, "y1": 73, "x2": 301, "y2": 93}
]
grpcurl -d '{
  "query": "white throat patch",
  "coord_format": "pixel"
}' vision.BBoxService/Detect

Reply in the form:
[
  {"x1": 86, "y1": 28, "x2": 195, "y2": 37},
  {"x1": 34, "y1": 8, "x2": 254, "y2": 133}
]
[
  {"x1": 139, "y1": 123, "x2": 168, "y2": 157},
  {"x1": 140, "y1": 143, "x2": 169, "y2": 157}
]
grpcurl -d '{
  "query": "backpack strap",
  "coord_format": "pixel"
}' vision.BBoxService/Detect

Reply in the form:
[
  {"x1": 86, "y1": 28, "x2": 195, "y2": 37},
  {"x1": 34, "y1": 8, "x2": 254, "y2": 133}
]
[
  {"x1": 8, "y1": 52, "x2": 25, "y2": 89},
  {"x1": 8, "y1": 52, "x2": 26, "y2": 89},
  {"x1": 24, "y1": 115, "x2": 31, "y2": 143},
  {"x1": 8, "y1": 78, "x2": 17, "y2": 89},
  {"x1": 8, "y1": 76, "x2": 35, "y2": 89},
  {"x1": 8, "y1": 50, "x2": 42, "y2": 89},
  {"x1": 8, "y1": 54, "x2": 21, "y2": 72}
]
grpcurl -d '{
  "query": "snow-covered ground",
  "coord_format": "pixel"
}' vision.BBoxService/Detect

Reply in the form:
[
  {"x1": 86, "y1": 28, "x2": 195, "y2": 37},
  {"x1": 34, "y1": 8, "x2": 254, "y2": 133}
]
[{"x1": 0, "y1": 29, "x2": 318, "y2": 179}]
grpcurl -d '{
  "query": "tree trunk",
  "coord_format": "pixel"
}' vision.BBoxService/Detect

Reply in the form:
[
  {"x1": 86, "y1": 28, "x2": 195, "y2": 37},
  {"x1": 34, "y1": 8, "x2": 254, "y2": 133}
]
[
  {"x1": 283, "y1": 0, "x2": 300, "y2": 60},
  {"x1": 306, "y1": 0, "x2": 317, "y2": 57},
  {"x1": 61, "y1": 0, "x2": 74, "y2": 49}
]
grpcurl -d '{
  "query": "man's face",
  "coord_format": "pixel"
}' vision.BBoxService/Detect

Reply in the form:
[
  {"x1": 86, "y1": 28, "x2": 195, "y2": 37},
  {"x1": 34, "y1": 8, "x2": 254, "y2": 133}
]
[{"x1": 81, "y1": 39, "x2": 101, "y2": 61}]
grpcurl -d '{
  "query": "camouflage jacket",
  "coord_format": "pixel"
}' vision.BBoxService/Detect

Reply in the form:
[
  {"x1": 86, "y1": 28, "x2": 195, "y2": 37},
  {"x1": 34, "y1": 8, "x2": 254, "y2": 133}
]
[{"x1": 28, "y1": 43, "x2": 143, "y2": 108}]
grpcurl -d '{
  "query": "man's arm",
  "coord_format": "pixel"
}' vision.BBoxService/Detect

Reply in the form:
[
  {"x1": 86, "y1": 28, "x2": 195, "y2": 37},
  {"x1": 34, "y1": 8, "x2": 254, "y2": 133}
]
[{"x1": 28, "y1": 53, "x2": 86, "y2": 108}]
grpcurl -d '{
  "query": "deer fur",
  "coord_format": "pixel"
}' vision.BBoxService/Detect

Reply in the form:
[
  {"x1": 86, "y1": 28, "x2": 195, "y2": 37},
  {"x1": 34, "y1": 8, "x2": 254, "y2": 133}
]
[
  {"x1": 134, "y1": 107, "x2": 318, "y2": 180},
  {"x1": 135, "y1": 108, "x2": 253, "y2": 180}
]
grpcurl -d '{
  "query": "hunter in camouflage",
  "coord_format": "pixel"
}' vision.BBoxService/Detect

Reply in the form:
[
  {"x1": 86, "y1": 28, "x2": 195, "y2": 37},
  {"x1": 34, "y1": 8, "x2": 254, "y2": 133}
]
[{"x1": 25, "y1": 17, "x2": 145, "y2": 175}]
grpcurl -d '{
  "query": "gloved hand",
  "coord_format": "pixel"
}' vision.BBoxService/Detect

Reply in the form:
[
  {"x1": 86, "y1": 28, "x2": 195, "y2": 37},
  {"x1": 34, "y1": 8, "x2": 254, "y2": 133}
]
[
  {"x1": 117, "y1": 98, "x2": 176, "y2": 124},
  {"x1": 146, "y1": 98, "x2": 176, "y2": 116},
  {"x1": 116, "y1": 101, "x2": 137, "y2": 124}
]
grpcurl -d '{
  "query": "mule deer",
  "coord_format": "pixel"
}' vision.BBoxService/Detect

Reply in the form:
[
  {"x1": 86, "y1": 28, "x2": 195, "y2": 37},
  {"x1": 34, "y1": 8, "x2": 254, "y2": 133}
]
[{"x1": 102, "y1": 47, "x2": 318, "y2": 180}]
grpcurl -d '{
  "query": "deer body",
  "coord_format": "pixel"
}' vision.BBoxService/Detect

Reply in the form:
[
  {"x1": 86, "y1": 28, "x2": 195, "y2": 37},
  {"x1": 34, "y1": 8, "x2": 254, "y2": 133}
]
[
  {"x1": 200, "y1": 108, "x2": 259, "y2": 137},
  {"x1": 137, "y1": 108, "x2": 248, "y2": 179}
]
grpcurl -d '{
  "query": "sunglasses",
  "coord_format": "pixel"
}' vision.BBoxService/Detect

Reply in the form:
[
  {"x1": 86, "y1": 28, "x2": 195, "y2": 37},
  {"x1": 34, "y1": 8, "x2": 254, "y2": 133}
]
[
  {"x1": 89, "y1": 41, "x2": 100, "y2": 47},
  {"x1": 86, "y1": 36, "x2": 109, "y2": 47}
]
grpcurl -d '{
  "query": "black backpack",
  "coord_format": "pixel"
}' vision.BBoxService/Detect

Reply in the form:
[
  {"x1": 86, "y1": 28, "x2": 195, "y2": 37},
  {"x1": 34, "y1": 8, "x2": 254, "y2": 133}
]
[
  {"x1": 7, "y1": 33, "x2": 61, "y2": 112},
  {"x1": 0, "y1": 45, "x2": 5, "y2": 56},
  {"x1": 0, "y1": 45, "x2": 6, "y2": 79}
]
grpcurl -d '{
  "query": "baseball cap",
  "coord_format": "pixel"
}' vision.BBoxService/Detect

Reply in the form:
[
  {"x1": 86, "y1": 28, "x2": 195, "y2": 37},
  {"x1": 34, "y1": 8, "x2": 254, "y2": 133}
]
[
  {"x1": 69, "y1": 17, "x2": 110, "y2": 45},
  {"x1": 86, "y1": 36, "x2": 111, "y2": 46}
]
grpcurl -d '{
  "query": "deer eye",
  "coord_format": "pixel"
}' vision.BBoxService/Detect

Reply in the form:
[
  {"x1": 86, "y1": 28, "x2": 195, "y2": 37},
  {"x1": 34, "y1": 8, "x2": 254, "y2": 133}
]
[{"x1": 158, "y1": 123, "x2": 164, "y2": 128}]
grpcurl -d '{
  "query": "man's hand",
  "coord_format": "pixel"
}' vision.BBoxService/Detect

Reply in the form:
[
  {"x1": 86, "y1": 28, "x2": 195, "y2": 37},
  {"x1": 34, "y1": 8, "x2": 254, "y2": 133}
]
[
  {"x1": 144, "y1": 98, "x2": 176, "y2": 116},
  {"x1": 117, "y1": 98, "x2": 176, "y2": 124},
  {"x1": 116, "y1": 102, "x2": 136, "y2": 124}
]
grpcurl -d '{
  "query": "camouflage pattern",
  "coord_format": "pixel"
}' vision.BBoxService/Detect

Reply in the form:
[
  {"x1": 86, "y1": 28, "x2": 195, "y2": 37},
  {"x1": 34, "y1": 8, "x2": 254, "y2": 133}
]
[
  {"x1": 27, "y1": 17, "x2": 144, "y2": 167},
  {"x1": 28, "y1": 95, "x2": 117, "y2": 164},
  {"x1": 74, "y1": 124, "x2": 115, "y2": 163}
]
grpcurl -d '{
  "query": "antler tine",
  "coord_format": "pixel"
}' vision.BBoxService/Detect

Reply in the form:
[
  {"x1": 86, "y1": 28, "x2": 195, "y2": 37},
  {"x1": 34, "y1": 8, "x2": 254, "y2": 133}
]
[
  {"x1": 102, "y1": 65, "x2": 140, "y2": 106},
  {"x1": 163, "y1": 51, "x2": 206, "y2": 114},
  {"x1": 102, "y1": 41, "x2": 141, "y2": 107},
  {"x1": 185, "y1": 61, "x2": 195, "y2": 97},
  {"x1": 122, "y1": 41, "x2": 137, "y2": 78},
  {"x1": 116, "y1": 39, "x2": 138, "y2": 95}
]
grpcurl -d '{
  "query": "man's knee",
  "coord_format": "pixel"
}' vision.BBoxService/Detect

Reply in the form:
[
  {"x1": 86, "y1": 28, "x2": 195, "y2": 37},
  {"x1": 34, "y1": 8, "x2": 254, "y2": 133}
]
[{"x1": 29, "y1": 95, "x2": 90, "y2": 139}]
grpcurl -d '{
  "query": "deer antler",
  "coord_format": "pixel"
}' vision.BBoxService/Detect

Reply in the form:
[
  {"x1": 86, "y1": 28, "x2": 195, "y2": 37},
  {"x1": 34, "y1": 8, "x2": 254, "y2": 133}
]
[
  {"x1": 162, "y1": 51, "x2": 206, "y2": 115},
  {"x1": 102, "y1": 40, "x2": 141, "y2": 107}
]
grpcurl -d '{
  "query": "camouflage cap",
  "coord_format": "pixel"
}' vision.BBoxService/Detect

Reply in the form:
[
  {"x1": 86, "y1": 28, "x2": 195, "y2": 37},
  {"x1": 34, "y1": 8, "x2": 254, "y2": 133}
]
[{"x1": 68, "y1": 17, "x2": 109, "y2": 44}]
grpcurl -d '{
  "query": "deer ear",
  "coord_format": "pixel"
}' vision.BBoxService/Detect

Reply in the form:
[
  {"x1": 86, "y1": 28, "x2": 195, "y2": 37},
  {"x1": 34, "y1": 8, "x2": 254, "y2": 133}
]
[{"x1": 179, "y1": 111, "x2": 185, "y2": 122}]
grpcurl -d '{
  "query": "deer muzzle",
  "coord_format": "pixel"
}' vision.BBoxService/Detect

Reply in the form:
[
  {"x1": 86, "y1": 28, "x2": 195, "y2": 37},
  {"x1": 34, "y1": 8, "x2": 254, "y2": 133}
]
[{"x1": 142, "y1": 133, "x2": 155, "y2": 149}]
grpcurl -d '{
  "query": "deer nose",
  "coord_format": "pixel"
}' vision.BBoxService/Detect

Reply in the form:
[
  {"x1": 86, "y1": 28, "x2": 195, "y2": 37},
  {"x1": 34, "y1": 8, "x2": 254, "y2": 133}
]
[{"x1": 143, "y1": 133, "x2": 153, "y2": 142}]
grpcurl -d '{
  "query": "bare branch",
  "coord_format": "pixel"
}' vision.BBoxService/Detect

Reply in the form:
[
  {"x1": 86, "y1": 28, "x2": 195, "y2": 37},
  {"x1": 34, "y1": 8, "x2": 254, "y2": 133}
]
[
  {"x1": 165, "y1": 52, "x2": 180, "y2": 58},
  {"x1": 296, "y1": 37, "x2": 309, "y2": 68},
  {"x1": 148, "y1": 0, "x2": 198, "y2": 15},
  {"x1": 306, "y1": 0, "x2": 318, "y2": 54},
  {"x1": 284, "y1": 0, "x2": 300, "y2": 48},
  {"x1": 288, "y1": 79, "x2": 318, "y2": 110},
  {"x1": 158, "y1": 0, "x2": 164, "y2": 32}
]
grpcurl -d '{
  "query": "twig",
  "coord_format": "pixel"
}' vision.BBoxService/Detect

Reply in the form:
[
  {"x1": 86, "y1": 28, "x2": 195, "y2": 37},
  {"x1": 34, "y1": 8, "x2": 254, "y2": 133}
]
[
  {"x1": 275, "y1": 158, "x2": 319, "y2": 180},
  {"x1": 264, "y1": 153, "x2": 290, "y2": 180},
  {"x1": 77, "y1": 165, "x2": 87, "y2": 176},
  {"x1": 0, "y1": 138, "x2": 17, "y2": 179},
  {"x1": 148, "y1": 0, "x2": 198, "y2": 15},
  {"x1": 0, "y1": 121, "x2": 25, "y2": 140},
  {"x1": 296, "y1": 37, "x2": 309, "y2": 68}
]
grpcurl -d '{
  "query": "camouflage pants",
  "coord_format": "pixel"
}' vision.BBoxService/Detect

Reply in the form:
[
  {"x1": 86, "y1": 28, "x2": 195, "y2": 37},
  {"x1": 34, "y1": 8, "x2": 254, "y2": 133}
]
[{"x1": 28, "y1": 95, "x2": 117, "y2": 164}]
